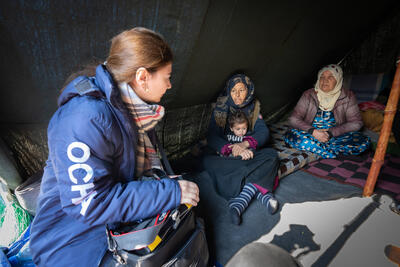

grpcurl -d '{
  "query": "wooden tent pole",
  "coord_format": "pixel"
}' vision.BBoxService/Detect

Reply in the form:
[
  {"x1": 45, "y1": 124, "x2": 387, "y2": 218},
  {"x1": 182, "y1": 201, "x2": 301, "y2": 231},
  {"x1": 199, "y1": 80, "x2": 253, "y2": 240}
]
[{"x1": 363, "y1": 58, "x2": 400, "y2": 197}]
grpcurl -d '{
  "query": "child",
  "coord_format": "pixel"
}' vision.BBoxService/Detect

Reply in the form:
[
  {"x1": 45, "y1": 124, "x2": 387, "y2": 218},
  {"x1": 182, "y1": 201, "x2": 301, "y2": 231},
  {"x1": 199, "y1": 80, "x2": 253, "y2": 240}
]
[
  {"x1": 220, "y1": 111, "x2": 258, "y2": 157},
  {"x1": 222, "y1": 111, "x2": 279, "y2": 224}
]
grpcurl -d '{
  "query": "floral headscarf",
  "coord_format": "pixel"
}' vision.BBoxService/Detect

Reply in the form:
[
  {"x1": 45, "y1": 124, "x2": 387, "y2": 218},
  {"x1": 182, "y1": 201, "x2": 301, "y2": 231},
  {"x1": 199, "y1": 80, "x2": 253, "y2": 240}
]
[{"x1": 213, "y1": 74, "x2": 258, "y2": 130}]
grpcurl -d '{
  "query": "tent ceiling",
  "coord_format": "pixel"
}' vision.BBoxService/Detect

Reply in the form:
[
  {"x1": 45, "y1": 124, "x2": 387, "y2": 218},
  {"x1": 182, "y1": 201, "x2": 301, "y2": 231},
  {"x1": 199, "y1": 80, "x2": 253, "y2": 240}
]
[{"x1": 0, "y1": 0, "x2": 398, "y2": 123}]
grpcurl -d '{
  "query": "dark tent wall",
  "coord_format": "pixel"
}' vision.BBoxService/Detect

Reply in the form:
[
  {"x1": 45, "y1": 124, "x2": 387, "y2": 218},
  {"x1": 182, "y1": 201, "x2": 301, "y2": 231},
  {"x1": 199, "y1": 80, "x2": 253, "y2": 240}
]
[
  {"x1": 342, "y1": 5, "x2": 400, "y2": 75},
  {"x1": 166, "y1": 0, "x2": 400, "y2": 112},
  {"x1": 1, "y1": 0, "x2": 400, "y2": 178},
  {"x1": 0, "y1": 0, "x2": 209, "y2": 123},
  {"x1": 1, "y1": 0, "x2": 399, "y2": 123}
]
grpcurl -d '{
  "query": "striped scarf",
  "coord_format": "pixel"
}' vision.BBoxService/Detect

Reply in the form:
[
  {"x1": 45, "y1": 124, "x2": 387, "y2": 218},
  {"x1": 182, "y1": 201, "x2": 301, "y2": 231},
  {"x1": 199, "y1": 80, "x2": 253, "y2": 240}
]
[{"x1": 119, "y1": 82, "x2": 165, "y2": 178}]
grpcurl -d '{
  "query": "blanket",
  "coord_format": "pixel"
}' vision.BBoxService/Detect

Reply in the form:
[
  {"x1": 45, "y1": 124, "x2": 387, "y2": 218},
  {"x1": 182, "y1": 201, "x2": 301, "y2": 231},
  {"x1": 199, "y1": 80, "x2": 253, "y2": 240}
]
[
  {"x1": 269, "y1": 122, "x2": 320, "y2": 178},
  {"x1": 202, "y1": 148, "x2": 279, "y2": 199},
  {"x1": 302, "y1": 152, "x2": 400, "y2": 201}
]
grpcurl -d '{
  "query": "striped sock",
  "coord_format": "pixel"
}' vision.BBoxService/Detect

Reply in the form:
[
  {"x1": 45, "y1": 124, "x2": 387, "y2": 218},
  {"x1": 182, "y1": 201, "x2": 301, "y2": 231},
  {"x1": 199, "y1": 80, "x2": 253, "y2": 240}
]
[
  {"x1": 228, "y1": 183, "x2": 257, "y2": 225},
  {"x1": 256, "y1": 192, "x2": 279, "y2": 214}
]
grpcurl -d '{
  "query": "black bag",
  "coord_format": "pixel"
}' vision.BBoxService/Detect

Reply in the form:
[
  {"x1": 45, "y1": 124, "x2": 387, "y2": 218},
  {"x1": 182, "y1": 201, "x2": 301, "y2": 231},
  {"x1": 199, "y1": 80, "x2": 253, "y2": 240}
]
[
  {"x1": 100, "y1": 130, "x2": 209, "y2": 266},
  {"x1": 101, "y1": 204, "x2": 209, "y2": 267}
]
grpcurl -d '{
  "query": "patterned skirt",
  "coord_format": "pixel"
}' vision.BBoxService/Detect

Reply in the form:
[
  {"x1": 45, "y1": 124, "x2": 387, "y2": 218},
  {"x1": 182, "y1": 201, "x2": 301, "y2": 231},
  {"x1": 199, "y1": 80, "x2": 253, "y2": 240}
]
[{"x1": 284, "y1": 129, "x2": 370, "y2": 159}]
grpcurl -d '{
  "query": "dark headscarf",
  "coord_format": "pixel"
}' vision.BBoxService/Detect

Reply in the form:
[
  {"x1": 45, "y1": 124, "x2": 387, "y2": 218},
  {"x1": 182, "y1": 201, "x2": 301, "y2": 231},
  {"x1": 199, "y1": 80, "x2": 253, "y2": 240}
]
[{"x1": 213, "y1": 74, "x2": 258, "y2": 130}]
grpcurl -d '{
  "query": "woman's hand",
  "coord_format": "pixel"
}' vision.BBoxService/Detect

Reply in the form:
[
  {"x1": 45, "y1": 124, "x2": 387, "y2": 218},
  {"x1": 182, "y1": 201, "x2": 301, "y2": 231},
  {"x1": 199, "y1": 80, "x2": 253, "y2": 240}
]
[
  {"x1": 312, "y1": 129, "x2": 330, "y2": 143},
  {"x1": 239, "y1": 141, "x2": 250, "y2": 149},
  {"x1": 230, "y1": 143, "x2": 244, "y2": 156},
  {"x1": 177, "y1": 180, "x2": 200, "y2": 206},
  {"x1": 229, "y1": 141, "x2": 250, "y2": 157},
  {"x1": 239, "y1": 149, "x2": 254, "y2": 160}
]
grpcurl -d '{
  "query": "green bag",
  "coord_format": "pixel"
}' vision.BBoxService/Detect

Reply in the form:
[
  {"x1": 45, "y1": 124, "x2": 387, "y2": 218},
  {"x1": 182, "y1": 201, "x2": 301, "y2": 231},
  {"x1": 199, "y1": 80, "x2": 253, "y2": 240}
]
[{"x1": 0, "y1": 183, "x2": 31, "y2": 247}]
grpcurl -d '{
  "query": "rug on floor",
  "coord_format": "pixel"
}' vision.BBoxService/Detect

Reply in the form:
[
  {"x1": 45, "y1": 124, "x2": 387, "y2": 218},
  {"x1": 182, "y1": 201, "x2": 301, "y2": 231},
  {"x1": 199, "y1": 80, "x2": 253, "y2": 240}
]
[
  {"x1": 191, "y1": 170, "x2": 362, "y2": 265},
  {"x1": 302, "y1": 151, "x2": 400, "y2": 201}
]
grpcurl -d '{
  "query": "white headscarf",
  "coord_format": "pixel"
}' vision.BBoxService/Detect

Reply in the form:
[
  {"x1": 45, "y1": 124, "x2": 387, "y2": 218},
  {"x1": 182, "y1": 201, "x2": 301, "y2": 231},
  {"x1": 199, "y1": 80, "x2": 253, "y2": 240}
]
[{"x1": 314, "y1": 64, "x2": 343, "y2": 111}]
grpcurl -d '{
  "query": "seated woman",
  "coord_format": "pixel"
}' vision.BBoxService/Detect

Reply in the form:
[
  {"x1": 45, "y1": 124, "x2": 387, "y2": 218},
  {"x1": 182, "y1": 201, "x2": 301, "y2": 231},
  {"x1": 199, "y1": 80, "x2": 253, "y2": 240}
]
[
  {"x1": 204, "y1": 74, "x2": 280, "y2": 225},
  {"x1": 285, "y1": 64, "x2": 370, "y2": 159}
]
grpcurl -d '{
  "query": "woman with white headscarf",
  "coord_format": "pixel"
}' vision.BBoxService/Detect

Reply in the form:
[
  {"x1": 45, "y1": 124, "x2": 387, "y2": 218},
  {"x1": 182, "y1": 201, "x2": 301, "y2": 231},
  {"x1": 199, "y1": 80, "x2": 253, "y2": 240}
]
[{"x1": 285, "y1": 64, "x2": 370, "y2": 158}]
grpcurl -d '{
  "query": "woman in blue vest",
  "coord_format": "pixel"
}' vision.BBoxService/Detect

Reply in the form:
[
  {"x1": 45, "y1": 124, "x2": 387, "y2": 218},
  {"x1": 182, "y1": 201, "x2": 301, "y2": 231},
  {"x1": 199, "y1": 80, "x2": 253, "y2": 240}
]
[{"x1": 29, "y1": 27, "x2": 199, "y2": 267}]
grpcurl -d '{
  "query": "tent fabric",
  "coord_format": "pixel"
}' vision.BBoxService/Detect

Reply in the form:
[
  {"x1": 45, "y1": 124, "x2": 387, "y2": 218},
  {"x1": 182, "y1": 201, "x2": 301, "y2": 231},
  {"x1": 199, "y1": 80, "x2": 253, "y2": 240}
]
[
  {"x1": 0, "y1": 104, "x2": 213, "y2": 178},
  {"x1": 0, "y1": 1, "x2": 399, "y2": 185},
  {"x1": 0, "y1": 1, "x2": 399, "y2": 124},
  {"x1": 0, "y1": 124, "x2": 48, "y2": 178},
  {"x1": 342, "y1": 5, "x2": 400, "y2": 74}
]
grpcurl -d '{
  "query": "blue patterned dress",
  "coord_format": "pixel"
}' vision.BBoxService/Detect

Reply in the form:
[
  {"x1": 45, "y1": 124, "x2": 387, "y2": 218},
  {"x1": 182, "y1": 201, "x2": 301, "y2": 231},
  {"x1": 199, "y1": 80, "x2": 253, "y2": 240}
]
[{"x1": 284, "y1": 110, "x2": 370, "y2": 158}]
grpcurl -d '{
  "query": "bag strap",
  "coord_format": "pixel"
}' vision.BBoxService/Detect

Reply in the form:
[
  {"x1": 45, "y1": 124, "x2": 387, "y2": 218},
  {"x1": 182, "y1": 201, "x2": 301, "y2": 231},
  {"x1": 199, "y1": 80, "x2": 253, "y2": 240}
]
[
  {"x1": 150, "y1": 130, "x2": 174, "y2": 175},
  {"x1": 105, "y1": 227, "x2": 126, "y2": 265}
]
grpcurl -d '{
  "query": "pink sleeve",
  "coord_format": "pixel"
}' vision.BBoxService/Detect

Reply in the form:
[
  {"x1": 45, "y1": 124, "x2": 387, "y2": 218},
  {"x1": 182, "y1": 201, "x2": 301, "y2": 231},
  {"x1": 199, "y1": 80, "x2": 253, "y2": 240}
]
[
  {"x1": 243, "y1": 136, "x2": 258, "y2": 149},
  {"x1": 220, "y1": 143, "x2": 232, "y2": 156}
]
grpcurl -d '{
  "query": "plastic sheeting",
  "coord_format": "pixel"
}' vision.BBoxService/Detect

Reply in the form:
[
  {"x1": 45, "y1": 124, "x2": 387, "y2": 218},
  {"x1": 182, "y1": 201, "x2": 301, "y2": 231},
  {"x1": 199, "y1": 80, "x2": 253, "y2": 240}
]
[
  {"x1": 0, "y1": 183, "x2": 31, "y2": 247},
  {"x1": 0, "y1": 139, "x2": 22, "y2": 191},
  {"x1": 14, "y1": 172, "x2": 42, "y2": 216}
]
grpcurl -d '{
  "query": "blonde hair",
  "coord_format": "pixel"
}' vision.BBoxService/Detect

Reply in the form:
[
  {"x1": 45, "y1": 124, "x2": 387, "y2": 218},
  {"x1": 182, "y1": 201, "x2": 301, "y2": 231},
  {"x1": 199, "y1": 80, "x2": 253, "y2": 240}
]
[{"x1": 106, "y1": 27, "x2": 173, "y2": 83}]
